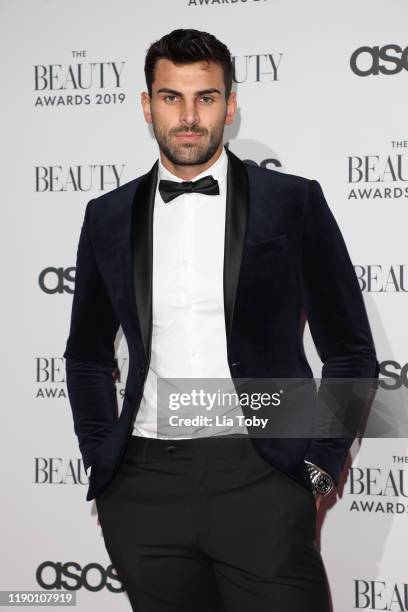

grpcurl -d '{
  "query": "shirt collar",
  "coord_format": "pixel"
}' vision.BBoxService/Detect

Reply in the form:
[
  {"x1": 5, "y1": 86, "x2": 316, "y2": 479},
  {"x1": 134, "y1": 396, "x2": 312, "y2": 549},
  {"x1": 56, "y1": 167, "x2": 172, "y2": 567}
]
[{"x1": 158, "y1": 145, "x2": 228, "y2": 186}]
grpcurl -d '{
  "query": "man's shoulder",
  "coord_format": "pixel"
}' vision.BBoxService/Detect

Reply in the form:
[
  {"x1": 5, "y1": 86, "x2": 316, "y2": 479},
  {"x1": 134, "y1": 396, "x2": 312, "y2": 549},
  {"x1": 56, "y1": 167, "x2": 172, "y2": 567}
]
[
  {"x1": 85, "y1": 167, "x2": 155, "y2": 228},
  {"x1": 90, "y1": 172, "x2": 148, "y2": 209}
]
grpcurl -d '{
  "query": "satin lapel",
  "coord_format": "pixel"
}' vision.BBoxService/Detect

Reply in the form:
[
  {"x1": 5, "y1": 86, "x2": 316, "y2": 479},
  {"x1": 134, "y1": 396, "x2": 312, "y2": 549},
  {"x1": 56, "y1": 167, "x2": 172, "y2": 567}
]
[
  {"x1": 224, "y1": 148, "x2": 250, "y2": 350},
  {"x1": 131, "y1": 160, "x2": 158, "y2": 360}
]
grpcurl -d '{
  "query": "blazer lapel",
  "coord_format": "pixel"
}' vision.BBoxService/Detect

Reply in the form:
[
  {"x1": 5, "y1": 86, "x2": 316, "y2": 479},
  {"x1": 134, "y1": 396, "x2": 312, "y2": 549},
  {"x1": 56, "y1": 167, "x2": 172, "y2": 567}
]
[
  {"x1": 131, "y1": 160, "x2": 158, "y2": 360},
  {"x1": 224, "y1": 148, "x2": 250, "y2": 348},
  {"x1": 130, "y1": 147, "x2": 250, "y2": 362}
]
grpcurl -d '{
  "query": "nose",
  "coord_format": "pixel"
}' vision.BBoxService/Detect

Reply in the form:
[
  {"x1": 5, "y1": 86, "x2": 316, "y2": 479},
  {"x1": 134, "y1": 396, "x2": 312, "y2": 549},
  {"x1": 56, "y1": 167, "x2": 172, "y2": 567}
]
[{"x1": 179, "y1": 99, "x2": 199, "y2": 129}]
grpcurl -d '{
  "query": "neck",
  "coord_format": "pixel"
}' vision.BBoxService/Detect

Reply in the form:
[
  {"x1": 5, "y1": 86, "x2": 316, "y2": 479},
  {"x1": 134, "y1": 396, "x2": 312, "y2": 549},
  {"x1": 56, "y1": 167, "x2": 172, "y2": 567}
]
[{"x1": 159, "y1": 143, "x2": 224, "y2": 180}]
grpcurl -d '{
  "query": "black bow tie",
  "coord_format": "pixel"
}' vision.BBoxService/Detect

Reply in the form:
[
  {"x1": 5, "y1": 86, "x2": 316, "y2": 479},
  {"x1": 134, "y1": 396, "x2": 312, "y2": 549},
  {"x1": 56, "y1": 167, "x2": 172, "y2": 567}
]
[{"x1": 158, "y1": 175, "x2": 220, "y2": 203}]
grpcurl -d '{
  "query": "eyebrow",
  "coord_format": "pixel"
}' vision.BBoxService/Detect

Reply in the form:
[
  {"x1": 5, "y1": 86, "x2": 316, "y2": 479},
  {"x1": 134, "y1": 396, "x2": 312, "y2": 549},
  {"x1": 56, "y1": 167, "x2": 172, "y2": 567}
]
[{"x1": 156, "y1": 87, "x2": 222, "y2": 96}]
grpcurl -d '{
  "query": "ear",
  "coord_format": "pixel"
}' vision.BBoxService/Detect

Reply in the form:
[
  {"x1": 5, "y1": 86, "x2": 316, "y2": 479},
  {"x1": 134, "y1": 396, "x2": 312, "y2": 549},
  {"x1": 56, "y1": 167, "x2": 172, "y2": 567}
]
[
  {"x1": 225, "y1": 91, "x2": 237, "y2": 126},
  {"x1": 141, "y1": 91, "x2": 152, "y2": 124}
]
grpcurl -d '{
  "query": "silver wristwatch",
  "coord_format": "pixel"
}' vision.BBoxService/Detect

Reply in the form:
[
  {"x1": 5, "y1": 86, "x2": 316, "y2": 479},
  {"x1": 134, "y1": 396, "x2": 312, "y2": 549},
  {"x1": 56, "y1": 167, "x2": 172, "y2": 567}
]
[{"x1": 304, "y1": 460, "x2": 334, "y2": 496}]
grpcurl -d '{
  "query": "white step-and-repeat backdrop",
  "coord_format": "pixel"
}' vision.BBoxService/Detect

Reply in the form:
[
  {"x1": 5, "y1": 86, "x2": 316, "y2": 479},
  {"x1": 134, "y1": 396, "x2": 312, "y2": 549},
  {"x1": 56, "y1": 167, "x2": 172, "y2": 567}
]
[{"x1": 2, "y1": 0, "x2": 407, "y2": 610}]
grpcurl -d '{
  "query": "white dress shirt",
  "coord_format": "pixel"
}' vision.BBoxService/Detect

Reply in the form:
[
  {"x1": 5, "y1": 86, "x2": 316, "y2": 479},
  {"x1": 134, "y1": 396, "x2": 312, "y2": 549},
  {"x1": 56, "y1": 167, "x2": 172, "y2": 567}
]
[{"x1": 132, "y1": 145, "x2": 247, "y2": 439}]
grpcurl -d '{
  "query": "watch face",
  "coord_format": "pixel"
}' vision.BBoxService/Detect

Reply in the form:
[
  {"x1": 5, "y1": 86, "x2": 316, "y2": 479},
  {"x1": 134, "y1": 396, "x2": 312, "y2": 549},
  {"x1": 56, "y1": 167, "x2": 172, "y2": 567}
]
[{"x1": 314, "y1": 473, "x2": 333, "y2": 496}]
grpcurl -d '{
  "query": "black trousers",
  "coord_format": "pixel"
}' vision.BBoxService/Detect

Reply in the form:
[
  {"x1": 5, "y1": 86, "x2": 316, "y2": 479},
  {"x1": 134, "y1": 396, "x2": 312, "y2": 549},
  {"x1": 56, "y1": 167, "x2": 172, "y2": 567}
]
[{"x1": 95, "y1": 435, "x2": 330, "y2": 612}]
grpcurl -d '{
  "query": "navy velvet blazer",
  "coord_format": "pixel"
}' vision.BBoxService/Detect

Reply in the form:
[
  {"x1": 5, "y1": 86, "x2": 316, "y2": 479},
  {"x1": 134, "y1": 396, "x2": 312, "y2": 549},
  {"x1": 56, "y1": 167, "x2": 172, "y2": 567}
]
[{"x1": 63, "y1": 147, "x2": 379, "y2": 501}]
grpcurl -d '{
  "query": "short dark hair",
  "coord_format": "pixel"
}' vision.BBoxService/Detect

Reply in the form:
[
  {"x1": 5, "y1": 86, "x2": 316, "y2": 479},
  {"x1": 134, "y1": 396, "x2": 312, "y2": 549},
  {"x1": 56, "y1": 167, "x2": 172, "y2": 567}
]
[{"x1": 144, "y1": 28, "x2": 233, "y2": 99}]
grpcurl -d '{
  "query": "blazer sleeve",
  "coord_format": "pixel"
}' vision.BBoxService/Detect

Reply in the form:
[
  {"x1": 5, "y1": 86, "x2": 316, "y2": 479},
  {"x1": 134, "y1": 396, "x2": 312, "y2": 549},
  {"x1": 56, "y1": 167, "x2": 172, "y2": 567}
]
[
  {"x1": 63, "y1": 199, "x2": 120, "y2": 471},
  {"x1": 300, "y1": 179, "x2": 379, "y2": 486}
]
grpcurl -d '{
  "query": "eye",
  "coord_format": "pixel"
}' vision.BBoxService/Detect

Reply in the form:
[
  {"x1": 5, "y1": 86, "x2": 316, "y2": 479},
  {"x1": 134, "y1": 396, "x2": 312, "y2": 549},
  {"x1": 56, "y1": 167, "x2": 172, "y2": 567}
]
[
  {"x1": 164, "y1": 95, "x2": 178, "y2": 103},
  {"x1": 200, "y1": 96, "x2": 214, "y2": 104}
]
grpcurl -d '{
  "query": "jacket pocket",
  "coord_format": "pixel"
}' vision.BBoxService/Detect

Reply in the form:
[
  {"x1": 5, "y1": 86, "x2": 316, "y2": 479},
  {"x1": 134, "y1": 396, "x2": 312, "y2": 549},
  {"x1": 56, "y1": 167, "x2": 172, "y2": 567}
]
[{"x1": 245, "y1": 233, "x2": 288, "y2": 255}]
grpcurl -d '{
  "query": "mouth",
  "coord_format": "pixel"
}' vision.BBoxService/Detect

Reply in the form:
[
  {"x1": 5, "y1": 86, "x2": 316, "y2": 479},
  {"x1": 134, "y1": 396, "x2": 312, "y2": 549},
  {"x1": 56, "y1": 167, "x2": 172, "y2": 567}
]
[{"x1": 174, "y1": 132, "x2": 203, "y2": 141}]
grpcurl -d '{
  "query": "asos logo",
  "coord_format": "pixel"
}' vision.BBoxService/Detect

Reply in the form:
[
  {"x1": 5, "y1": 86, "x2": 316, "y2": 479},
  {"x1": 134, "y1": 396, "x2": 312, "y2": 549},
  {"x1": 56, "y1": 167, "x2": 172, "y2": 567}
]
[
  {"x1": 36, "y1": 561, "x2": 124, "y2": 592},
  {"x1": 379, "y1": 360, "x2": 408, "y2": 390},
  {"x1": 350, "y1": 44, "x2": 408, "y2": 76},
  {"x1": 39, "y1": 267, "x2": 75, "y2": 294}
]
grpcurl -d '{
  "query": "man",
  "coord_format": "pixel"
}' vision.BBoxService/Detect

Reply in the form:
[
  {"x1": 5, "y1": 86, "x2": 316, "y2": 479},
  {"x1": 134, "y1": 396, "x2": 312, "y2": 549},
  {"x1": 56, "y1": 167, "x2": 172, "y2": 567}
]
[{"x1": 63, "y1": 28, "x2": 378, "y2": 611}]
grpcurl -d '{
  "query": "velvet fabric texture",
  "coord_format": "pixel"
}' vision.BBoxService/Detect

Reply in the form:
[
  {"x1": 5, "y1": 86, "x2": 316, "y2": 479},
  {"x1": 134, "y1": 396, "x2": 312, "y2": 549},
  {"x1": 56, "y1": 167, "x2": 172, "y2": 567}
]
[{"x1": 63, "y1": 147, "x2": 379, "y2": 501}]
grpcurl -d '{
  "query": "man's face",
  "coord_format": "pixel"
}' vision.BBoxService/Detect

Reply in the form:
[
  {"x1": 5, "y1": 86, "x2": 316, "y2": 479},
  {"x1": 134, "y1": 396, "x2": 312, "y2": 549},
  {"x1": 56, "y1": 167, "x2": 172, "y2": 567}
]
[{"x1": 141, "y1": 58, "x2": 236, "y2": 167}]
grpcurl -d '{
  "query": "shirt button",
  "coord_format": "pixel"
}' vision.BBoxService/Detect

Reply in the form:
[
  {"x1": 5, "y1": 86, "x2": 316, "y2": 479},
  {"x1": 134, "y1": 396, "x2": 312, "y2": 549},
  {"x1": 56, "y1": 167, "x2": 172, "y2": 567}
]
[{"x1": 165, "y1": 445, "x2": 178, "y2": 454}]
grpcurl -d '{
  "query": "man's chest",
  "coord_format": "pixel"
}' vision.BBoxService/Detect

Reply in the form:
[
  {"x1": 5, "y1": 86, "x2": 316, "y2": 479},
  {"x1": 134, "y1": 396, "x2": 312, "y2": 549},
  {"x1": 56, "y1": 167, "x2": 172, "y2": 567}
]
[{"x1": 152, "y1": 192, "x2": 227, "y2": 311}]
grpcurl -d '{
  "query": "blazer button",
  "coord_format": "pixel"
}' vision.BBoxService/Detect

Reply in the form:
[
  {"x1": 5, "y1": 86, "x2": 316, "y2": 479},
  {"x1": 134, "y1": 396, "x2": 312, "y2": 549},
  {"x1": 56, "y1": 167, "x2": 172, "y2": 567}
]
[
  {"x1": 231, "y1": 361, "x2": 240, "y2": 367},
  {"x1": 138, "y1": 366, "x2": 145, "y2": 375}
]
